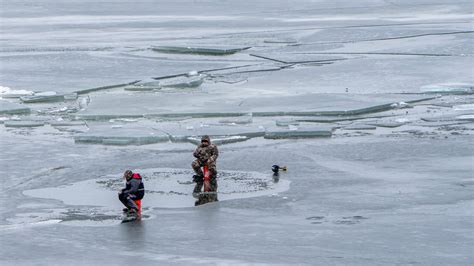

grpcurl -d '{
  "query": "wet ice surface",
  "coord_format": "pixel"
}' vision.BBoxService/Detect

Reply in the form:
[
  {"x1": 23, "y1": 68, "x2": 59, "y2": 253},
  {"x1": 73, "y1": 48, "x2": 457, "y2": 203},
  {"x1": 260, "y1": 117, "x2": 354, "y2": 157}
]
[
  {"x1": 23, "y1": 168, "x2": 290, "y2": 209},
  {"x1": 1, "y1": 0, "x2": 474, "y2": 265},
  {"x1": 10, "y1": 168, "x2": 288, "y2": 229}
]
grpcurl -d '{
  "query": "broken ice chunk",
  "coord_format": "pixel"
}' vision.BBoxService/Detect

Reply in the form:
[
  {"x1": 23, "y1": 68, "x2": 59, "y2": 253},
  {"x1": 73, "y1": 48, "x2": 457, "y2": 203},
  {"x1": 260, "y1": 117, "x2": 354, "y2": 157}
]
[
  {"x1": 102, "y1": 138, "x2": 133, "y2": 145},
  {"x1": 219, "y1": 115, "x2": 253, "y2": 125},
  {"x1": 187, "y1": 135, "x2": 249, "y2": 145},
  {"x1": 73, "y1": 114, "x2": 143, "y2": 121},
  {"x1": 0, "y1": 100, "x2": 31, "y2": 115},
  {"x1": 124, "y1": 86, "x2": 157, "y2": 92},
  {"x1": 72, "y1": 92, "x2": 435, "y2": 120},
  {"x1": 297, "y1": 115, "x2": 391, "y2": 123},
  {"x1": 275, "y1": 119, "x2": 299, "y2": 127},
  {"x1": 420, "y1": 83, "x2": 474, "y2": 94},
  {"x1": 159, "y1": 76, "x2": 203, "y2": 88},
  {"x1": 78, "y1": 96, "x2": 91, "y2": 111},
  {"x1": 421, "y1": 114, "x2": 470, "y2": 122},
  {"x1": 63, "y1": 93, "x2": 78, "y2": 101},
  {"x1": 367, "y1": 122, "x2": 405, "y2": 128},
  {"x1": 74, "y1": 125, "x2": 169, "y2": 145},
  {"x1": 343, "y1": 125, "x2": 377, "y2": 130},
  {"x1": 124, "y1": 81, "x2": 161, "y2": 91},
  {"x1": 395, "y1": 118, "x2": 411, "y2": 123},
  {"x1": 4, "y1": 120, "x2": 45, "y2": 127},
  {"x1": 264, "y1": 127, "x2": 332, "y2": 139},
  {"x1": 49, "y1": 121, "x2": 86, "y2": 127},
  {"x1": 453, "y1": 104, "x2": 474, "y2": 111},
  {"x1": 42, "y1": 106, "x2": 78, "y2": 114},
  {"x1": 34, "y1": 91, "x2": 57, "y2": 96},
  {"x1": 151, "y1": 45, "x2": 251, "y2": 55},
  {"x1": 288, "y1": 125, "x2": 298, "y2": 131},
  {"x1": 109, "y1": 118, "x2": 139, "y2": 123},
  {"x1": 263, "y1": 39, "x2": 298, "y2": 44},
  {"x1": 390, "y1": 102, "x2": 411, "y2": 109},
  {"x1": 187, "y1": 70, "x2": 199, "y2": 76},
  {"x1": 20, "y1": 91, "x2": 65, "y2": 103},
  {"x1": 456, "y1": 114, "x2": 474, "y2": 121},
  {"x1": 152, "y1": 121, "x2": 265, "y2": 143},
  {"x1": 74, "y1": 80, "x2": 140, "y2": 95}
]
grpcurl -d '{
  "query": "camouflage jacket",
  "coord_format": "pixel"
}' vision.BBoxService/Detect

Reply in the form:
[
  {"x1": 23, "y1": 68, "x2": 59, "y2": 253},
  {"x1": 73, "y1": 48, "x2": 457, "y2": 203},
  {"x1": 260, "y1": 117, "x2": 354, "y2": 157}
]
[{"x1": 193, "y1": 143, "x2": 219, "y2": 164}]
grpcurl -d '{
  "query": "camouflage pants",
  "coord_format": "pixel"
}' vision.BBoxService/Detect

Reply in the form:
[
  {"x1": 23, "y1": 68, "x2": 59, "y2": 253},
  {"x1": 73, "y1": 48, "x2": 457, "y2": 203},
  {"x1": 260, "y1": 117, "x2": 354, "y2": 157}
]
[
  {"x1": 192, "y1": 159, "x2": 217, "y2": 178},
  {"x1": 192, "y1": 159, "x2": 217, "y2": 193}
]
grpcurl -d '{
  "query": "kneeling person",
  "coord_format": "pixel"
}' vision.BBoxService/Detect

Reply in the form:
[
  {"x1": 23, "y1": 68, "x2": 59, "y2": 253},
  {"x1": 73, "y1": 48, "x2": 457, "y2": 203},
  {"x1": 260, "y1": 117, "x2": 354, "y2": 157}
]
[{"x1": 118, "y1": 170, "x2": 145, "y2": 214}]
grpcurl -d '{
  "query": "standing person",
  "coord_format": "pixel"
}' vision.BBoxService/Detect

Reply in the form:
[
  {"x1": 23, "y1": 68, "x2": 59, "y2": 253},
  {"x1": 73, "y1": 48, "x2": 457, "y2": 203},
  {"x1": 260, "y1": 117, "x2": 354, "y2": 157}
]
[
  {"x1": 118, "y1": 170, "x2": 145, "y2": 214},
  {"x1": 191, "y1": 135, "x2": 219, "y2": 197}
]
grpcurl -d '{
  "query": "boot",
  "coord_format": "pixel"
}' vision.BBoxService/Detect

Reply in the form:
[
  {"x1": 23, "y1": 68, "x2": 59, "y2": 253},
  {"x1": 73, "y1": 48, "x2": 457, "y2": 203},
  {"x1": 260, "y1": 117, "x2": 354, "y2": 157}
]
[
  {"x1": 193, "y1": 181, "x2": 203, "y2": 198},
  {"x1": 127, "y1": 208, "x2": 138, "y2": 217}
]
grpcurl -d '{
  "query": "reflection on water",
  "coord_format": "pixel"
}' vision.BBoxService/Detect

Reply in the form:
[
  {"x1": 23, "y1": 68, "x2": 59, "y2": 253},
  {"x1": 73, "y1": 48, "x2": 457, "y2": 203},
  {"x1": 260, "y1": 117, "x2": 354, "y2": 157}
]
[{"x1": 120, "y1": 218, "x2": 146, "y2": 242}]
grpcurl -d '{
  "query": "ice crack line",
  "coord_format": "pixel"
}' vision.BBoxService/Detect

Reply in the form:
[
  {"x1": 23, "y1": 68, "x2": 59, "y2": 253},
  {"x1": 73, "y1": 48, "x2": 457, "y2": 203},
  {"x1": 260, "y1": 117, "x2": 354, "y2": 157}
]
[
  {"x1": 297, "y1": 31, "x2": 474, "y2": 46},
  {"x1": 289, "y1": 52, "x2": 457, "y2": 57},
  {"x1": 211, "y1": 21, "x2": 471, "y2": 37}
]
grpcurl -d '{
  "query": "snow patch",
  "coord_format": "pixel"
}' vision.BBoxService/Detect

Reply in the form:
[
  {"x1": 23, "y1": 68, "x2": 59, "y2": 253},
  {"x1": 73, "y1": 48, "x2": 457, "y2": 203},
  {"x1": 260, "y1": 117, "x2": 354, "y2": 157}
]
[{"x1": 0, "y1": 86, "x2": 34, "y2": 99}]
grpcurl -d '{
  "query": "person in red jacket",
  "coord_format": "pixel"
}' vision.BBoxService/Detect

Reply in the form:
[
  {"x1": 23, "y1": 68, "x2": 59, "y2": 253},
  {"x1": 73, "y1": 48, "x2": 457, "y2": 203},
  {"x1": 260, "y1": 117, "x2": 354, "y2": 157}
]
[{"x1": 118, "y1": 170, "x2": 145, "y2": 214}]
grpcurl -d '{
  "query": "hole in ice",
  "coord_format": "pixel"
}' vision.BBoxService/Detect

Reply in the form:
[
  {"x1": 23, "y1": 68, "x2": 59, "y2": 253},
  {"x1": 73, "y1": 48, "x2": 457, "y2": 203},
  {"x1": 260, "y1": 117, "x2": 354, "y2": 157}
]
[{"x1": 23, "y1": 168, "x2": 290, "y2": 209}]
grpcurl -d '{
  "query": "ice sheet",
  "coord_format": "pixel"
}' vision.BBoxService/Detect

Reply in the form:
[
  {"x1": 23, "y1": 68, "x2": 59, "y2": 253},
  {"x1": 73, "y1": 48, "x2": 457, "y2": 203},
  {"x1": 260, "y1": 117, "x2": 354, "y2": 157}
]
[
  {"x1": 264, "y1": 126, "x2": 333, "y2": 139},
  {"x1": 74, "y1": 93, "x2": 434, "y2": 120},
  {"x1": 0, "y1": 100, "x2": 31, "y2": 115},
  {"x1": 1, "y1": 0, "x2": 473, "y2": 264}
]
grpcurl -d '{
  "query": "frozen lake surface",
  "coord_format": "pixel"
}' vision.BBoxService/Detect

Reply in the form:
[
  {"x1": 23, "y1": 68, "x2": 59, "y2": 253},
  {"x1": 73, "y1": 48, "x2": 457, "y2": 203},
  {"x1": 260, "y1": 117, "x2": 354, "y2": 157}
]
[{"x1": 1, "y1": 0, "x2": 473, "y2": 265}]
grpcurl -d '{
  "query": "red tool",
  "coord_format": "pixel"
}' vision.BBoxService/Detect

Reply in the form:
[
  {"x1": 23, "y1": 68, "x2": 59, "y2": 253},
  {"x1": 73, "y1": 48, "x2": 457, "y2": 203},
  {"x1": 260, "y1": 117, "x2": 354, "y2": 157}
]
[{"x1": 203, "y1": 165, "x2": 210, "y2": 193}]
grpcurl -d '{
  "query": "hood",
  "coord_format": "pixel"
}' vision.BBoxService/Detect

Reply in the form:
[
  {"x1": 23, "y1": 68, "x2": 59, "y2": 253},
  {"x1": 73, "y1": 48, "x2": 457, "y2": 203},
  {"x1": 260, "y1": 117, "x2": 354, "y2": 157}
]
[{"x1": 201, "y1": 135, "x2": 211, "y2": 143}]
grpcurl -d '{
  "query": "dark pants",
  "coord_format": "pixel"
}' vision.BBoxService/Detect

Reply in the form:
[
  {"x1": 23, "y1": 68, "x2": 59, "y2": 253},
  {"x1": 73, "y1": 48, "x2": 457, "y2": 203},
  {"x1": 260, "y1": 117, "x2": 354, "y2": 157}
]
[{"x1": 118, "y1": 192, "x2": 138, "y2": 210}]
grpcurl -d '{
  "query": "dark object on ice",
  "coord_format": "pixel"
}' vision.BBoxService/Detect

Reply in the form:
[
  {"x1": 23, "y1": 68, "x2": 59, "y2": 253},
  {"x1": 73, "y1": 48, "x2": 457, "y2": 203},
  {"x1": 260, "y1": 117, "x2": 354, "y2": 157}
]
[
  {"x1": 121, "y1": 209, "x2": 140, "y2": 223},
  {"x1": 272, "y1": 165, "x2": 287, "y2": 183},
  {"x1": 118, "y1": 170, "x2": 145, "y2": 213},
  {"x1": 272, "y1": 165, "x2": 287, "y2": 174},
  {"x1": 272, "y1": 164, "x2": 287, "y2": 183}
]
